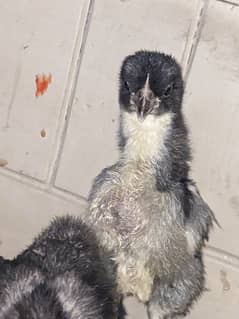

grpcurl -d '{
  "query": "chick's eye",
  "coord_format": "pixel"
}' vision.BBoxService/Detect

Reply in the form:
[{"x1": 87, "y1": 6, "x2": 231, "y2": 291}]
[{"x1": 163, "y1": 83, "x2": 173, "y2": 98}]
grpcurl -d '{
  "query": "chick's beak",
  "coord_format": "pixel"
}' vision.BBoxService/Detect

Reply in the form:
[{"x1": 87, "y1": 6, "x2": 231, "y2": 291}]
[
  {"x1": 136, "y1": 87, "x2": 156, "y2": 121},
  {"x1": 134, "y1": 73, "x2": 155, "y2": 121},
  {"x1": 136, "y1": 96, "x2": 153, "y2": 121}
]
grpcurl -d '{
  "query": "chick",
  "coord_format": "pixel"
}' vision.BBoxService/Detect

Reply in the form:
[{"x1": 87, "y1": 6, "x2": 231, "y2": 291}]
[
  {"x1": 86, "y1": 51, "x2": 217, "y2": 318},
  {"x1": 0, "y1": 216, "x2": 117, "y2": 319}
]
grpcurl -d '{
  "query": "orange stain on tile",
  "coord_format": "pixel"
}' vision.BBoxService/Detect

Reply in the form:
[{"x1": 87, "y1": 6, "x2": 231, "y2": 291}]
[{"x1": 35, "y1": 73, "x2": 52, "y2": 97}]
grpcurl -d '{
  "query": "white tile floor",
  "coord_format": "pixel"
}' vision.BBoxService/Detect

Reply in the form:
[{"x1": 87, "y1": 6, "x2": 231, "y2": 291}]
[{"x1": 1, "y1": 0, "x2": 239, "y2": 317}]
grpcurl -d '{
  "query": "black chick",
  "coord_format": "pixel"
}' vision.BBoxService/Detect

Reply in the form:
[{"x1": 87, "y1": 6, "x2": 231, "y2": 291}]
[
  {"x1": 86, "y1": 51, "x2": 217, "y2": 318},
  {"x1": 0, "y1": 216, "x2": 118, "y2": 319}
]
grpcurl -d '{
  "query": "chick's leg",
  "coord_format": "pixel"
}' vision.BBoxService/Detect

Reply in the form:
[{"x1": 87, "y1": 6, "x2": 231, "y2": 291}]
[
  {"x1": 147, "y1": 254, "x2": 204, "y2": 319},
  {"x1": 117, "y1": 295, "x2": 127, "y2": 319}
]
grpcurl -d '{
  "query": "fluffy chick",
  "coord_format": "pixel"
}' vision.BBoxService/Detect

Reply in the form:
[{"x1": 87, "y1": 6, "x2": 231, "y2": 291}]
[
  {"x1": 0, "y1": 216, "x2": 118, "y2": 319},
  {"x1": 86, "y1": 51, "x2": 217, "y2": 319}
]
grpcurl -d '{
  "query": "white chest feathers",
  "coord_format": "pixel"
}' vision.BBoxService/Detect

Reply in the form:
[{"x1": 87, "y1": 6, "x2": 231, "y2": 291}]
[{"x1": 121, "y1": 111, "x2": 173, "y2": 162}]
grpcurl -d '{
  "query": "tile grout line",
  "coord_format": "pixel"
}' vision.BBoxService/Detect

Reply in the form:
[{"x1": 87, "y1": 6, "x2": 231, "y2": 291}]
[
  {"x1": 181, "y1": 0, "x2": 209, "y2": 81},
  {"x1": 0, "y1": 166, "x2": 45, "y2": 185},
  {"x1": 0, "y1": 167, "x2": 86, "y2": 205},
  {"x1": 216, "y1": 0, "x2": 239, "y2": 6},
  {"x1": 46, "y1": 0, "x2": 95, "y2": 186},
  {"x1": 205, "y1": 246, "x2": 239, "y2": 271},
  {"x1": 51, "y1": 185, "x2": 87, "y2": 205}
]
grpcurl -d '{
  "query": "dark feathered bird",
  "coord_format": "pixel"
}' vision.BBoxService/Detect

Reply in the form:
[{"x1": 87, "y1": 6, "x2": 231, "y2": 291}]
[
  {"x1": 0, "y1": 216, "x2": 118, "y2": 319},
  {"x1": 86, "y1": 51, "x2": 218, "y2": 318}
]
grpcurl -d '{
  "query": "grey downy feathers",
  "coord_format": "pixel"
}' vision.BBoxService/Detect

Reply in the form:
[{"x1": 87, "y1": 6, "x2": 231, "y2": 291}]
[
  {"x1": 86, "y1": 51, "x2": 218, "y2": 319},
  {"x1": 0, "y1": 216, "x2": 118, "y2": 319}
]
